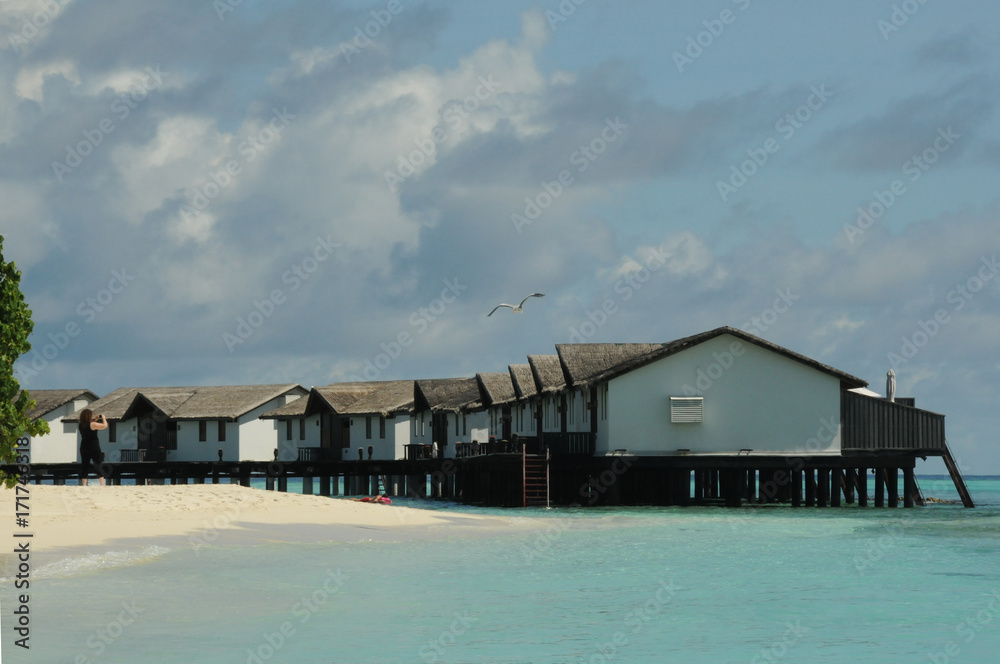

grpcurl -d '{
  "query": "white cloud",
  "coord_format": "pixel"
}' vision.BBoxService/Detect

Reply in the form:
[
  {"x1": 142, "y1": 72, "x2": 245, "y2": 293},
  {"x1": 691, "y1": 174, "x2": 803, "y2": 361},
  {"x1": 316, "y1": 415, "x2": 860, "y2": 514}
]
[{"x1": 14, "y1": 59, "x2": 79, "y2": 102}]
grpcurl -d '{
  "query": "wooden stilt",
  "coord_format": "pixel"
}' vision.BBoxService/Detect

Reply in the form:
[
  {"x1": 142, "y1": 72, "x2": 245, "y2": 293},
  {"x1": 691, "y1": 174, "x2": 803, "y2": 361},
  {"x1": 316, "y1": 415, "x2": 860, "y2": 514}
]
[
  {"x1": 830, "y1": 469, "x2": 841, "y2": 507},
  {"x1": 857, "y1": 468, "x2": 868, "y2": 507},
  {"x1": 942, "y1": 443, "x2": 975, "y2": 508},
  {"x1": 903, "y1": 467, "x2": 915, "y2": 508},
  {"x1": 694, "y1": 469, "x2": 705, "y2": 502},
  {"x1": 319, "y1": 475, "x2": 331, "y2": 496},
  {"x1": 723, "y1": 469, "x2": 741, "y2": 507},
  {"x1": 817, "y1": 469, "x2": 829, "y2": 507},
  {"x1": 887, "y1": 468, "x2": 899, "y2": 508},
  {"x1": 805, "y1": 469, "x2": 816, "y2": 507},
  {"x1": 874, "y1": 468, "x2": 885, "y2": 507},
  {"x1": 791, "y1": 469, "x2": 802, "y2": 507},
  {"x1": 844, "y1": 468, "x2": 856, "y2": 504},
  {"x1": 278, "y1": 476, "x2": 287, "y2": 492}
]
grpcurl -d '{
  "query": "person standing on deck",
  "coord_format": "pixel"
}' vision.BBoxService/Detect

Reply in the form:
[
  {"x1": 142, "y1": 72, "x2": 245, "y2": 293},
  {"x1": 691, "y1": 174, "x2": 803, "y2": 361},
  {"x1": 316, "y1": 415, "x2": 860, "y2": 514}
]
[{"x1": 79, "y1": 409, "x2": 108, "y2": 486}]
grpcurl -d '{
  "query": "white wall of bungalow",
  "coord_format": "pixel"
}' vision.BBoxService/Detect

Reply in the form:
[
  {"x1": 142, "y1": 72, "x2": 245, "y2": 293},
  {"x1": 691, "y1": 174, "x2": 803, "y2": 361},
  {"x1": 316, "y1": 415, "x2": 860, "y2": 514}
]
[
  {"x1": 347, "y1": 412, "x2": 410, "y2": 460},
  {"x1": 98, "y1": 389, "x2": 307, "y2": 462},
  {"x1": 24, "y1": 391, "x2": 98, "y2": 463},
  {"x1": 410, "y1": 409, "x2": 488, "y2": 458},
  {"x1": 489, "y1": 400, "x2": 538, "y2": 439},
  {"x1": 270, "y1": 414, "x2": 323, "y2": 462},
  {"x1": 597, "y1": 333, "x2": 842, "y2": 456}
]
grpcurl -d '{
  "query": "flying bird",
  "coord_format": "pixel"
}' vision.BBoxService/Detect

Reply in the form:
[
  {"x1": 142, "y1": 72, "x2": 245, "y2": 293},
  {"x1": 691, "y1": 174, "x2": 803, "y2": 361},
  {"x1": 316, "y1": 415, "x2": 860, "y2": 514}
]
[{"x1": 488, "y1": 293, "x2": 545, "y2": 317}]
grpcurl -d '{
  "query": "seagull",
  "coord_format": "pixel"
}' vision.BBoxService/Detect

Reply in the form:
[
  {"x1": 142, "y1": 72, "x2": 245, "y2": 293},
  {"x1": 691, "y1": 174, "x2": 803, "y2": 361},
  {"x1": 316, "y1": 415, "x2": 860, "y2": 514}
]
[{"x1": 488, "y1": 293, "x2": 545, "y2": 317}]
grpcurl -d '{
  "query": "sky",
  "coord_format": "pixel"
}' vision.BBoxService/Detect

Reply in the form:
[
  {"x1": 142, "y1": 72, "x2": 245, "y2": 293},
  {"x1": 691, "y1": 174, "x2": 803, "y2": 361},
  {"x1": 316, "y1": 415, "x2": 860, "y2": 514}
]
[{"x1": 2, "y1": 0, "x2": 998, "y2": 473}]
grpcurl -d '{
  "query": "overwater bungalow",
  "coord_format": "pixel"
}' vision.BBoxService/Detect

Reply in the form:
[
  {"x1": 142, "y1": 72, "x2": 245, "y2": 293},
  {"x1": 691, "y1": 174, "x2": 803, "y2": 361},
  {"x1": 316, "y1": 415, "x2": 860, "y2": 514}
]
[
  {"x1": 64, "y1": 384, "x2": 307, "y2": 462},
  {"x1": 411, "y1": 378, "x2": 489, "y2": 459},
  {"x1": 16, "y1": 389, "x2": 98, "y2": 463}
]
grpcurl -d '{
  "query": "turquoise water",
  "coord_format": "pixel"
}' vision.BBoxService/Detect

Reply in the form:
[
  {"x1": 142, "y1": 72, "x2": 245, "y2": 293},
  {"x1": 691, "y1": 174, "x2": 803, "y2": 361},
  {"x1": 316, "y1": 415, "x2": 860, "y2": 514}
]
[{"x1": 4, "y1": 477, "x2": 1000, "y2": 663}]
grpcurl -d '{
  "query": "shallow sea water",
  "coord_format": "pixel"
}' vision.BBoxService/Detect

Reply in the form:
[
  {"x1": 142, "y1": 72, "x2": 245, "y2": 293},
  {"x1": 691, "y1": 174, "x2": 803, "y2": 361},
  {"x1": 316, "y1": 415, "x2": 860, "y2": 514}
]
[{"x1": 3, "y1": 476, "x2": 999, "y2": 663}]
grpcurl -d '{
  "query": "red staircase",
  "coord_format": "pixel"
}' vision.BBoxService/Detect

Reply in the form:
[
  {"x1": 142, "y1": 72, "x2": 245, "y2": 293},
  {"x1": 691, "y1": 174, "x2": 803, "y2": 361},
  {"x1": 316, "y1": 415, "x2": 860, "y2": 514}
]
[{"x1": 523, "y1": 448, "x2": 550, "y2": 507}]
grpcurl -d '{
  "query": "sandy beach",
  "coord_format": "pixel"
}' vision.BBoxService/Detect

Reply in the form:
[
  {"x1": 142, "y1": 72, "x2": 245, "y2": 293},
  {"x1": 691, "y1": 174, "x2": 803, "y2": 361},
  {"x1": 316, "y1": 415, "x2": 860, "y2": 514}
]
[{"x1": 0, "y1": 484, "x2": 519, "y2": 553}]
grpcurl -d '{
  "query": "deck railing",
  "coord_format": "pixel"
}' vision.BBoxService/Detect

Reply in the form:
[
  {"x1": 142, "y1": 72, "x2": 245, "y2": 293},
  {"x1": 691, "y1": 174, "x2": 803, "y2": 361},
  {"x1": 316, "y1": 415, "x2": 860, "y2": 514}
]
[
  {"x1": 543, "y1": 432, "x2": 596, "y2": 456},
  {"x1": 297, "y1": 447, "x2": 342, "y2": 462},
  {"x1": 841, "y1": 391, "x2": 945, "y2": 452}
]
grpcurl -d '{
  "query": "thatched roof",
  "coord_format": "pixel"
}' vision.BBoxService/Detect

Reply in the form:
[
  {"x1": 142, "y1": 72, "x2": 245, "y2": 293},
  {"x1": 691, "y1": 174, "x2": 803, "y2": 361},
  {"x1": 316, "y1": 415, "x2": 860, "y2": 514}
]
[
  {"x1": 64, "y1": 387, "x2": 143, "y2": 421},
  {"x1": 259, "y1": 397, "x2": 310, "y2": 419},
  {"x1": 260, "y1": 382, "x2": 379, "y2": 419},
  {"x1": 415, "y1": 378, "x2": 483, "y2": 413},
  {"x1": 64, "y1": 384, "x2": 306, "y2": 422},
  {"x1": 555, "y1": 343, "x2": 664, "y2": 387},
  {"x1": 17, "y1": 389, "x2": 98, "y2": 420},
  {"x1": 508, "y1": 364, "x2": 537, "y2": 399},
  {"x1": 476, "y1": 372, "x2": 517, "y2": 406},
  {"x1": 338, "y1": 380, "x2": 415, "y2": 416},
  {"x1": 555, "y1": 327, "x2": 867, "y2": 389},
  {"x1": 527, "y1": 355, "x2": 565, "y2": 396}
]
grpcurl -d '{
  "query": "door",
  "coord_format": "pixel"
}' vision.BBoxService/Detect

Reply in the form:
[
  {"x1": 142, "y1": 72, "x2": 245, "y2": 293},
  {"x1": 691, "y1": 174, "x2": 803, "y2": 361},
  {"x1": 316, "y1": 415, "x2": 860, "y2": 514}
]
[
  {"x1": 432, "y1": 412, "x2": 449, "y2": 448},
  {"x1": 321, "y1": 412, "x2": 333, "y2": 448},
  {"x1": 137, "y1": 413, "x2": 168, "y2": 460}
]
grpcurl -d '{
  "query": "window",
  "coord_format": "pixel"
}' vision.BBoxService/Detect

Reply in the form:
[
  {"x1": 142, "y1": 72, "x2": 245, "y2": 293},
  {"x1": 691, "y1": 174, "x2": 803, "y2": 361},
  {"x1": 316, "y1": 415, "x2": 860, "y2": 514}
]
[
  {"x1": 670, "y1": 397, "x2": 704, "y2": 423},
  {"x1": 166, "y1": 421, "x2": 178, "y2": 450},
  {"x1": 109, "y1": 421, "x2": 117, "y2": 443},
  {"x1": 218, "y1": 421, "x2": 226, "y2": 441},
  {"x1": 199, "y1": 421, "x2": 207, "y2": 442},
  {"x1": 286, "y1": 420, "x2": 293, "y2": 441},
  {"x1": 379, "y1": 415, "x2": 385, "y2": 439},
  {"x1": 299, "y1": 419, "x2": 306, "y2": 441},
  {"x1": 365, "y1": 416, "x2": 372, "y2": 439}
]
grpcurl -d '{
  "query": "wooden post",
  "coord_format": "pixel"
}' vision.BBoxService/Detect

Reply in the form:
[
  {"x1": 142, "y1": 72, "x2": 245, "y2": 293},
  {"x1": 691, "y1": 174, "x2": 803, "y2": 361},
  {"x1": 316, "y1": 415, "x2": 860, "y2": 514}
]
[
  {"x1": 266, "y1": 476, "x2": 274, "y2": 491},
  {"x1": 791, "y1": 469, "x2": 802, "y2": 507},
  {"x1": 844, "y1": 468, "x2": 856, "y2": 504},
  {"x1": 722, "y1": 470, "x2": 741, "y2": 508},
  {"x1": 874, "y1": 467, "x2": 885, "y2": 507},
  {"x1": 278, "y1": 476, "x2": 287, "y2": 492},
  {"x1": 694, "y1": 469, "x2": 705, "y2": 502},
  {"x1": 319, "y1": 475, "x2": 331, "y2": 497},
  {"x1": 303, "y1": 475, "x2": 314, "y2": 495},
  {"x1": 817, "y1": 469, "x2": 829, "y2": 507},
  {"x1": 830, "y1": 469, "x2": 841, "y2": 507},
  {"x1": 857, "y1": 468, "x2": 868, "y2": 507},
  {"x1": 331, "y1": 474, "x2": 340, "y2": 496},
  {"x1": 903, "y1": 467, "x2": 916, "y2": 508},
  {"x1": 194, "y1": 476, "x2": 205, "y2": 485},
  {"x1": 887, "y1": 468, "x2": 899, "y2": 508},
  {"x1": 804, "y1": 469, "x2": 816, "y2": 507}
]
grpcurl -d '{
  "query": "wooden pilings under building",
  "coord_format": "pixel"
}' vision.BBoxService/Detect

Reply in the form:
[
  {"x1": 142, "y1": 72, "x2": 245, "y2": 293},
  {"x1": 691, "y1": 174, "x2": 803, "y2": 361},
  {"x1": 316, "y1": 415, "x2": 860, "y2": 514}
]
[{"x1": 3, "y1": 447, "x2": 971, "y2": 509}]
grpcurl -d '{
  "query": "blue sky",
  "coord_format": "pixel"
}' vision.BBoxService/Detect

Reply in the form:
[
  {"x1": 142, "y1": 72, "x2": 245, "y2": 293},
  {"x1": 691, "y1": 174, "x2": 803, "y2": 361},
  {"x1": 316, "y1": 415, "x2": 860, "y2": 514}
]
[{"x1": 3, "y1": 0, "x2": 998, "y2": 473}]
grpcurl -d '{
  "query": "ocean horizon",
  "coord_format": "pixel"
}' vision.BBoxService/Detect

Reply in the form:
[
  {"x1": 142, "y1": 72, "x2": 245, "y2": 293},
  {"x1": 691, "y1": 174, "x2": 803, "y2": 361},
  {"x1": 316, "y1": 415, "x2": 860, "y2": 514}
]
[{"x1": 3, "y1": 475, "x2": 999, "y2": 663}]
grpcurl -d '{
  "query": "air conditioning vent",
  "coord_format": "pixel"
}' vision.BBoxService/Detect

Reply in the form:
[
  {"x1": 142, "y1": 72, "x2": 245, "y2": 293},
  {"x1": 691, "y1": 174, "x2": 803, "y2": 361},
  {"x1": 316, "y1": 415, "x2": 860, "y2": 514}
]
[{"x1": 670, "y1": 397, "x2": 703, "y2": 423}]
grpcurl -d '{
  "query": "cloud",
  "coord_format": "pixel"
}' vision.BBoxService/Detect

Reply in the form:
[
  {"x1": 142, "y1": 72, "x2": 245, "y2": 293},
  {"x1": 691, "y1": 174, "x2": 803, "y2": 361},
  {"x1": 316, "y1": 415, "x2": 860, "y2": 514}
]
[{"x1": 811, "y1": 77, "x2": 997, "y2": 172}]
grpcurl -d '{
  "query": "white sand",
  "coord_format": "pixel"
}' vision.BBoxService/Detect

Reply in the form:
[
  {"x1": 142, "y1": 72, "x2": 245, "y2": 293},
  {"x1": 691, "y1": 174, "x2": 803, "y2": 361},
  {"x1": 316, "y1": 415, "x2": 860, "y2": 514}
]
[{"x1": 0, "y1": 484, "x2": 519, "y2": 552}]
